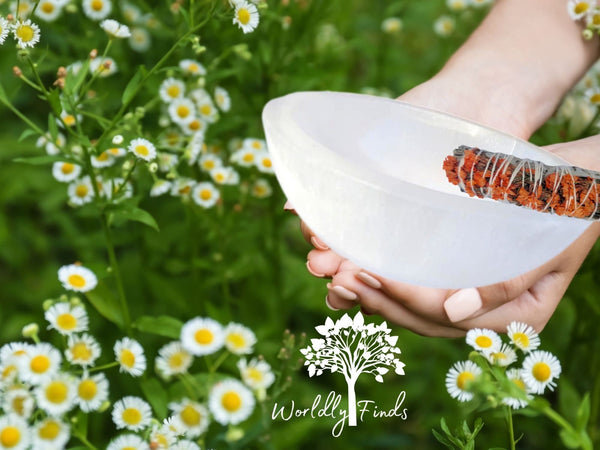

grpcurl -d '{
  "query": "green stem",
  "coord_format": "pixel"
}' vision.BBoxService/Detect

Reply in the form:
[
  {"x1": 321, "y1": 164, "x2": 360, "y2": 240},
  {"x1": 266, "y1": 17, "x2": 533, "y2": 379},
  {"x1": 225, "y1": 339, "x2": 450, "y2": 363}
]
[
  {"x1": 17, "y1": 74, "x2": 43, "y2": 93},
  {"x1": 0, "y1": 95, "x2": 46, "y2": 137},
  {"x1": 210, "y1": 350, "x2": 229, "y2": 373},
  {"x1": 73, "y1": 431, "x2": 97, "y2": 450},
  {"x1": 25, "y1": 54, "x2": 49, "y2": 98},
  {"x1": 178, "y1": 373, "x2": 198, "y2": 401},
  {"x1": 113, "y1": 159, "x2": 137, "y2": 196},
  {"x1": 82, "y1": 361, "x2": 119, "y2": 373},
  {"x1": 505, "y1": 405, "x2": 516, "y2": 450},
  {"x1": 78, "y1": 39, "x2": 114, "y2": 103}
]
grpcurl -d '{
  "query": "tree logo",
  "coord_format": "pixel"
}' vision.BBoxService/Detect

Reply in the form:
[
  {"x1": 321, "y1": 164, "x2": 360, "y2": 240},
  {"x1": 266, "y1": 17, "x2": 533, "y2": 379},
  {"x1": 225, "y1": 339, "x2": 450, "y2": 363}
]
[{"x1": 299, "y1": 311, "x2": 405, "y2": 429}]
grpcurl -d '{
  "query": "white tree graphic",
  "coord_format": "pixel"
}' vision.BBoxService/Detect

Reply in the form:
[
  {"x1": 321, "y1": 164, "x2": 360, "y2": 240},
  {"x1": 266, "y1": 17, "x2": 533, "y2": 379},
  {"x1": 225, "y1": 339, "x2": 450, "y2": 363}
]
[{"x1": 300, "y1": 311, "x2": 405, "y2": 427}]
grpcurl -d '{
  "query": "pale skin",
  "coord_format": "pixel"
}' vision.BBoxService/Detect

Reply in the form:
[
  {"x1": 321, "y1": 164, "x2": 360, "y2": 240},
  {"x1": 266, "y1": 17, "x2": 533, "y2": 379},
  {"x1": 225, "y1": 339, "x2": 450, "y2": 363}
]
[{"x1": 295, "y1": 0, "x2": 600, "y2": 337}]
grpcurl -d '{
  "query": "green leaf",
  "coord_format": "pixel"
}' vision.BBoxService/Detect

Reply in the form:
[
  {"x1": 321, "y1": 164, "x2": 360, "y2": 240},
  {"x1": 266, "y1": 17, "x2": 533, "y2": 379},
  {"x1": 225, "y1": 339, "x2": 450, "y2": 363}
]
[
  {"x1": 122, "y1": 65, "x2": 147, "y2": 105},
  {"x1": 576, "y1": 393, "x2": 590, "y2": 431},
  {"x1": 46, "y1": 88, "x2": 62, "y2": 116},
  {"x1": 84, "y1": 282, "x2": 124, "y2": 329},
  {"x1": 13, "y1": 155, "x2": 79, "y2": 165},
  {"x1": 559, "y1": 429, "x2": 581, "y2": 449},
  {"x1": 432, "y1": 429, "x2": 455, "y2": 449},
  {"x1": 109, "y1": 206, "x2": 159, "y2": 232},
  {"x1": 48, "y1": 113, "x2": 59, "y2": 143},
  {"x1": 0, "y1": 80, "x2": 8, "y2": 104},
  {"x1": 64, "y1": 60, "x2": 90, "y2": 95},
  {"x1": 559, "y1": 378, "x2": 581, "y2": 425},
  {"x1": 133, "y1": 315, "x2": 183, "y2": 339},
  {"x1": 18, "y1": 129, "x2": 38, "y2": 142},
  {"x1": 140, "y1": 378, "x2": 168, "y2": 418}
]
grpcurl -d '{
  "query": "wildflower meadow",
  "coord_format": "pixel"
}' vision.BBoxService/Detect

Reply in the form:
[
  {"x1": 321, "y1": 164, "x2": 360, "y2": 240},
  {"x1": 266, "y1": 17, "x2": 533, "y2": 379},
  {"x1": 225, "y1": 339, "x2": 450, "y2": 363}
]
[{"x1": 0, "y1": 0, "x2": 600, "y2": 449}]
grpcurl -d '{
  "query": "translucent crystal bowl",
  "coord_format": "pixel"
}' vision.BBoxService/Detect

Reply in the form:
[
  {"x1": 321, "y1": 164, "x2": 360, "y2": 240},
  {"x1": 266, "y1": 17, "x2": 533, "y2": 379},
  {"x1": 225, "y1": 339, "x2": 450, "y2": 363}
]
[{"x1": 262, "y1": 91, "x2": 590, "y2": 288}]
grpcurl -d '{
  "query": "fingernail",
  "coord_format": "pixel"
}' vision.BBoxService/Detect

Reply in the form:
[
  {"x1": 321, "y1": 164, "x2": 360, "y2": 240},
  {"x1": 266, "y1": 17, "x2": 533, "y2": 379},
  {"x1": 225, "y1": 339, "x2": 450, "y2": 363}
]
[
  {"x1": 306, "y1": 260, "x2": 326, "y2": 278},
  {"x1": 325, "y1": 295, "x2": 339, "y2": 311},
  {"x1": 443, "y1": 288, "x2": 482, "y2": 322},
  {"x1": 283, "y1": 200, "x2": 295, "y2": 212},
  {"x1": 311, "y1": 236, "x2": 329, "y2": 250},
  {"x1": 330, "y1": 285, "x2": 358, "y2": 301},
  {"x1": 356, "y1": 271, "x2": 382, "y2": 289}
]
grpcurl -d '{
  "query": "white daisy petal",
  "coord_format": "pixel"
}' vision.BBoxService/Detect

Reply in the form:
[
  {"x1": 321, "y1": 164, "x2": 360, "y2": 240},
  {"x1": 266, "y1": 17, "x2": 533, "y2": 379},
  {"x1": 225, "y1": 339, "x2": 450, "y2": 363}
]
[
  {"x1": 128, "y1": 137, "x2": 157, "y2": 161},
  {"x1": 168, "y1": 399, "x2": 210, "y2": 438},
  {"x1": 155, "y1": 341, "x2": 193, "y2": 378},
  {"x1": 112, "y1": 396, "x2": 153, "y2": 431},
  {"x1": 506, "y1": 321, "x2": 540, "y2": 353},
  {"x1": 445, "y1": 360, "x2": 481, "y2": 402},
  {"x1": 76, "y1": 372, "x2": 110, "y2": 412},
  {"x1": 82, "y1": 0, "x2": 112, "y2": 20},
  {"x1": 35, "y1": 373, "x2": 77, "y2": 416},
  {"x1": 238, "y1": 358, "x2": 275, "y2": 390},
  {"x1": 180, "y1": 317, "x2": 225, "y2": 356},
  {"x1": 521, "y1": 350, "x2": 562, "y2": 394},
  {"x1": 208, "y1": 379, "x2": 255, "y2": 425},
  {"x1": 114, "y1": 337, "x2": 146, "y2": 377},
  {"x1": 107, "y1": 433, "x2": 148, "y2": 450},
  {"x1": 45, "y1": 302, "x2": 89, "y2": 335},
  {"x1": 65, "y1": 333, "x2": 101, "y2": 366},
  {"x1": 52, "y1": 161, "x2": 82, "y2": 183},
  {"x1": 465, "y1": 328, "x2": 502, "y2": 353},
  {"x1": 224, "y1": 323, "x2": 256, "y2": 355},
  {"x1": 0, "y1": 414, "x2": 30, "y2": 450},
  {"x1": 57, "y1": 264, "x2": 97, "y2": 292},
  {"x1": 32, "y1": 417, "x2": 70, "y2": 449},
  {"x1": 192, "y1": 182, "x2": 220, "y2": 208}
]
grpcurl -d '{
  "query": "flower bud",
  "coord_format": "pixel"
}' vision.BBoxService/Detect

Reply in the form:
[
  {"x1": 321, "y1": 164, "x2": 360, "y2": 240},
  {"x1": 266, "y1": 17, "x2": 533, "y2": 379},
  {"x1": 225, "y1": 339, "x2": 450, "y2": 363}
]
[
  {"x1": 112, "y1": 135, "x2": 124, "y2": 145},
  {"x1": 42, "y1": 299, "x2": 55, "y2": 311},
  {"x1": 583, "y1": 29, "x2": 594, "y2": 40},
  {"x1": 12, "y1": 66, "x2": 22, "y2": 77},
  {"x1": 149, "y1": 162, "x2": 158, "y2": 173},
  {"x1": 98, "y1": 400, "x2": 111, "y2": 413},
  {"x1": 22, "y1": 323, "x2": 39, "y2": 339},
  {"x1": 225, "y1": 427, "x2": 244, "y2": 443},
  {"x1": 70, "y1": 297, "x2": 82, "y2": 306},
  {"x1": 89, "y1": 49, "x2": 98, "y2": 59}
]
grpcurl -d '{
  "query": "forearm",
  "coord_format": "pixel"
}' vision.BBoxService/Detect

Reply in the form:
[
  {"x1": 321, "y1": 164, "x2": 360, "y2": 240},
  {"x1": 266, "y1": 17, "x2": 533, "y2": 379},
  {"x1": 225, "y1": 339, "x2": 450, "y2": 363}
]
[{"x1": 403, "y1": 0, "x2": 600, "y2": 139}]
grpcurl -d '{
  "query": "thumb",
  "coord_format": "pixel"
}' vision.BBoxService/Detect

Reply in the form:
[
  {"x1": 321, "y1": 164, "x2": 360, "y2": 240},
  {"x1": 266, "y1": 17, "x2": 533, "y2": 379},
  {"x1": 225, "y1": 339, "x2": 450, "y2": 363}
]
[{"x1": 544, "y1": 134, "x2": 600, "y2": 171}]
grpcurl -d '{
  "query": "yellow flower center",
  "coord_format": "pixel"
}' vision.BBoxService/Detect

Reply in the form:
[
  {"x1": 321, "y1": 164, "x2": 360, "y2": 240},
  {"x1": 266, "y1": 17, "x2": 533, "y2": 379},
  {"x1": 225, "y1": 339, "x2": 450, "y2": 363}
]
[
  {"x1": 590, "y1": 93, "x2": 600, "y2": 104},
  {"x1": 262, "y1": 158, "x2": 272, "y2": 168},
  {"x1": 188, "y1": 63, "x2": 199, "y2": 73},
  {"x1": 11, "y1": 396, "x2": 25, "y2": 416},
  {"x1": 167, "y1": 85, "x2": 180, "y2": 98},
  {"x1": 177, "y1": 105, "x2": 190, "y2": 118},
  {"x1": 593, "y1": 14, "x2": 600, "y2": 25},
  {"x1": 254, "y1": 185, "x2": 267, "y2": 196},
  {"x1": 222, "y1": 391, "x2": 242, "y2": 412},
  {"x1": 135, "y1": 145, "x2": 149, "y2": 156},
  {"x1": 456, "y1": 372, "x2": 475, "y2": 390},
  {"x1": 16, "y1": 24, "x2": 34, "y2": 43},
  {"x1": 199, "y1": 189, "x2": 212, "y2": 201},
  {"x1": 179, "y1": 185, "x2": 191, "y2": 195},
  {"x1": 243, "y1": 153, "x2": 254, "y2": 163},
  {"x1": 247, "y1": 367, "x2": 263, "y2": 382},
  {"x1": 194, "y1": 329, "x2": 213, "y2": 345},
  {"x1": 575, "y1": 2, "x2": 590, "y2": 14},
  {"x1": 512, "y1": 378, "x2": 526, "y2": 391},
  {"x1": 200, "y1": 105, "x2": 212, "y2": 116},
  {"x1": 2, "y1": 365, "x2": 17, "y2": 380},
  {"x1": 46, "y1": 381, "x2": 68, "y2": 404},
  {"x1": 57, "y1": 313, "x2": 77, "y2": 330},
  {"x1": 71, "y1": 343, "x2": 92, "y2": 361},
  {"x1": 109, "y1": 148, "x2": 121, "y2": 155},
  {"x1": 61, "y1": 163, "x2": 75, "y2": 174},
  {"x1": 189, "y1": 120, "x2": 202, "y2": 131},
  {"x1": 78, "y1": 379, "x2": 98, "y2": 400},
  {"x1": 215, "y1": 173, "x2": 225, "y2": 183},
  {"x1": 120, "y1": 349, "x2": 136, "y2": 368},
  {"x1": 68, "y1": 274, "x2": 86, "y2": 289},
  {"x1": 203, "y1": 160, "x2": 215, "y2": 170},
  {"x1": 227, "y1": 333, "x2": 245, "y2": 349},
  {"x1": 0, "y1": 426, "x2": 21, "y2": 447},
  {"x1": 91, "y1": 0, "x2": 104, "y2": 12},
  {"x1": 31, "y1": 355, "x2": 51, "y2": 374},
  {"x1": 532, "y1": 362, "x2": 551, "y2": 382},
  {"x1": 96, "y1": 151, "x2": 109, "y2": 161},
  {"x1": 216, "y1": 94, "x2": 224, "y2": 105},
  {"x1": 474, "y1": 335, "x2": 492, "y2": 348},
  {"x1": 237, "y1": 8, "x2": 251, "y2": 25},
  {"x1": 41, "y1": 2, "x2": 55, "y2": 13},
  {"x1": 180, "y1": 405, "x2": 201, "y2": 426},
  {"x1": 75, "y1": 185, "x2": 89, "y2": 198},
  {"x1": 512, "y1": 332, "x2": 529, "y2": 348},
  {"x1": 38, "y1": 420, "x2": 60, "y2": 440},
  {"x1": 122, "y1": 408, "x2": 142, "y2": 425},
  {"x1": 63, "y1": 115, "x2": 76, "y2": 126},
  {"x1": 251, "y1": 141, "x2": 262, "y2": 149},
  {"x1": 169, "y1": 352, "x2": 186, "y2": 369}
]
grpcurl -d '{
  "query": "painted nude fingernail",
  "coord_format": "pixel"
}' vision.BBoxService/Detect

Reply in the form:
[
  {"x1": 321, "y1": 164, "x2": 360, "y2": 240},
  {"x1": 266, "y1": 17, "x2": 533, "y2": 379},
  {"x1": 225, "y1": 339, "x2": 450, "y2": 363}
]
[
  {"x1": 283, "y1": 201, "x2": 296, "y2": 213},
  {"x1": 325, "y1": 295, "x2": 340, "y2": 311},
  {"x1": 355, "y1": 271, "x2": 382, "y2": 289},
  {"x1": 306, "y1": 260, "x2": 326, "y2": 278},
  {"x1": 310, "y1": 236, "x2": 329, "y2": 250},
  {"x1": 330, "y1": 285, "x2": 358, "y2": 301},
  {"x1": 443, "y1": 288, "x2": 482, "y2": 323}
]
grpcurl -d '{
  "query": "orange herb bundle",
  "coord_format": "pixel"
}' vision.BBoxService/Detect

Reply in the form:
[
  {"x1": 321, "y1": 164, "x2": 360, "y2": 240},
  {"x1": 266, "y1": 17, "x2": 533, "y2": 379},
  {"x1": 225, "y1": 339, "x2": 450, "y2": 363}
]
[{"x1": 443, "y1": 146, "x2": 600, "y2": 220}]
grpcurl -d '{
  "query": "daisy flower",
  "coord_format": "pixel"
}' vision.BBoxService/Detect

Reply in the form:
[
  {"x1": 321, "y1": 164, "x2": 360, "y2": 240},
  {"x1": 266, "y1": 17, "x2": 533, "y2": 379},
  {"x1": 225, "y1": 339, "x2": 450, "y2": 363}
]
[
  {"x1": 101, "y1": 19, "x2": 131, "y2": 38},
  {"x1": 231, "y1": 148, "x2": 257, "y2": 167},
  {"x1": 470, "y1": 0, "x2": 493, "y2": 6},
  {"x1": 157, "y1": 152, "x2": 179, "y2": 172},
  {"x1": 209, "y1": 379, "x2": 256, "y2": 425},
  {"x1": 52, "y1": 161, "x2": 82, "y2": 183},
  {"x1": 13, "y1": 19, "x2": 41, "y2": 48},
  {"x1": 107, "y1": 433, "x2": 148, "y2": 450},
  {"x1": 3, "y1": 388, "x2": 34, "y2": 419},
  {"x1": 128, "y1": 137, "x2": 157, "y2": 161},
  {"x1": 59, "y1": 109, "x2": 79, "y2": 127},
  {"x1": 155, "y1": 341, "x2": 193, "y2": 378},
  {"x1": 114, "y1": 337, "x2": 146, "y2": 377},
  {"x1": 232, "y1": 0, "x2": 260, "y2": 34},
  {"x1": 0, "y1": 17, "x2": 10, "y2": 45},
  {"x1": 209, "y1": 167, "x2": 233, "y2": 185},
  {"x1": 381, "y1": 17, "x2": 402, "y2": 34},
  {"x1": 149, "y1": 424, "x2": 177, "y2": 449},
  {"x1": 243, "y1": 137, "x2": 267, "y2": 151},
  {"x1": 434, "y1": 15, "x2": 455, "y2": 37},
  {"x1": 170, "y1": 178, "x2": 196, "y2": 197},
  {"x1": 32, "y1": 418, "x2": 70, "y2": 449},
  {"x1": 446, "y1": 0, "x2": 468, "y2": 10},
  {"x1": 214, "y1": 86, "x2": 231, "y2": 112},
  {"x1": 568, "y1": 0, "x2": 594, "y2": 19},
  {"x1": 445, "y1": 360, "x2": 482, "y2": 402},
  {"x1": 179, "y1": 59, "x2": 206, "y2": 76},
  {"x1": 251, "y1": 178, "x2": 272, "y2": 198},
  {"x1": 226, "y1": 169, "x2": 240, "y2": 185},
  {"x1": 102, "y1": 177, "x2": 133, "y2": 200},
  {"x1": 506, "y1": 321, "x2": 540, "y2": 353},
  {"x1": 82, "y1": 0, "x2": 112, "y2": 20},
  {"x1": 107, "y1": 146, "x2": 126, "y2": 157},
  {"x1": 502, "y1": 369, "x2": 531, "y2": 410},
  {"x1": 224, "y1": 323, "x2": 256, "y2": 355},
  {"x1": 192, "y1": 182, "x2": 220, "y2": 208},
  {"x1": 65, "y1": 333, "x2": 101, "y2": 366},
  {"x1": 57, "y1": 264, "x2": 97, "y2": 292},
  {"x1": 89, "y1": 57, "x2": 118, "y2": 77},
  {"x1": 0, "y1": 342, "x2": 30, "y2": 362},
  {"x1": 10, "y1": 0, "x2": 34, "y2": 18},
  {"x1": 68, "y1": 177, "x2": 95, "y2": 206},
  {"x1": 0, "y1": 414, "x2": 30, "y2": 450},
  {"x1": 35, "y1": 373, "x2": 77, "y2": 416},
  {"x1": 169, "y1": 98, "x2": 196, "y2": 125},
  {"x1": 19, "y1": 343, "x2": 61, "y2": 384},
  {"x1": 465, "y1": 328, "x2": 501, "y2": 353},
  {"x1": 44, "y1": 132, "x2": 66, "y2": 155},
  {"x1": 91, "y1": 150, "x2": 115, "y2": 168},
  {"x1": 35, "y1": 0, "x2": 63, "y2": 22},
  {"x1": 112, "y1": 396, "x2": 153, "y2": 431},
  {"x1": 161, "y1": 128, "x2": 184, "y2": 148},
  {"x1": 180, "y1": 317, "x2": 225, "y2": 356},
  {"x1": 238, "y1": 358, "x2": 275, "y2": 390},
  {"x1": 121, "y1": 2, "x2": 141, "y2": 23},
  {"x1": 585, "y1": 88, "x2": 600, "y2": 106},
  {"x1": 193, "y1": 93, "x2": 218, "y2": 123},
  {"x1": 168, "y1": 399, "x2": 210, "y2": 438},
  {"x1": 159, "y1": 77, "x2": 185, "y2": 103},
  {"x1": 521, "y1": 350, "x2": 562, "y2": 394},
  {"x1": 180, "y1": 117, "x2": 207, "y2": 136},
  {"x1": 255, "y1": 151, "x2": 274, "y2": 174},
  {"x1": 128, "y1": 26, "x2": 151, "y2": 52},
  {"x1": 485, "y1": 343, "x2": 517, "y2": 367},
  {"x1": 75, "y1": 372, "x2": 109, "y2": 412},
  {"x1": 45, "y1": 302, "x2": 89, "y2": 337},
  {"x1": 587, "y1": 8, "x2": 600, "y2": 28},
  {"x1": 199, "y1": 153, "x2": 222, "y2": 172},
  {"x1": 172, "y1": 441, "x2": 201, "y2": 450},
  {"x1": 150, "y1": 179, "x2": 172, "y2": 197}
]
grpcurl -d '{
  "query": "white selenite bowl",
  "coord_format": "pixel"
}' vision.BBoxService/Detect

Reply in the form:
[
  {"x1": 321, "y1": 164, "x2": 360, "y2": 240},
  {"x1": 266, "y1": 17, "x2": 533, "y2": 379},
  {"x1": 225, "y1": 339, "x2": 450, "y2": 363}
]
[{"x1": 262, "y1": 91, "x2": 590, "y2": 288}]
